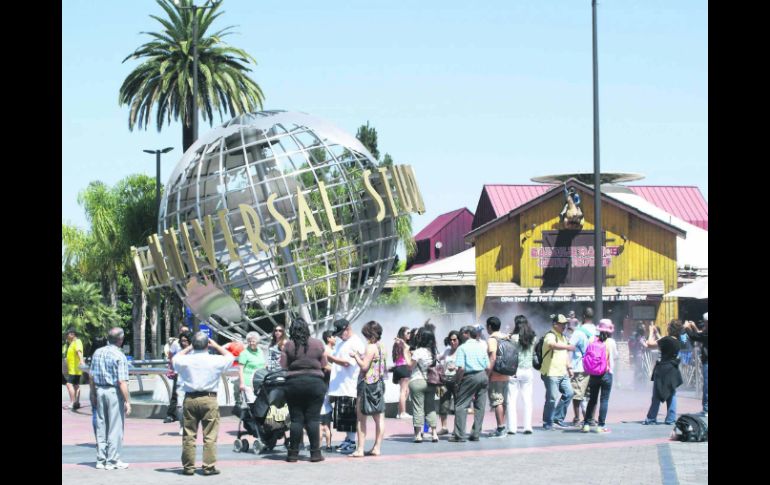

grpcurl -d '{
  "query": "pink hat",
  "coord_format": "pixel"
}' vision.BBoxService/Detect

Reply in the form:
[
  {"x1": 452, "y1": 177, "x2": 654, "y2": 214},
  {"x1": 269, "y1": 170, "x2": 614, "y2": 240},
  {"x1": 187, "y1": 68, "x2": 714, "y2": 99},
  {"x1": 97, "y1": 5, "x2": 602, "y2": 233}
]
[{"x1": 597, "y1": 318, "x2": 614, "y2": 333}]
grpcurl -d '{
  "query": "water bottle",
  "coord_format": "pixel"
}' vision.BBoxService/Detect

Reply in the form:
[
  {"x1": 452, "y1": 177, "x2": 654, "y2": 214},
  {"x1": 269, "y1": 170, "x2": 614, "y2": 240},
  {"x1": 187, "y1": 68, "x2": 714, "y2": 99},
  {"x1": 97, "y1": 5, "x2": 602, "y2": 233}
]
[{"x1": 423, "y1": 420, "x2": 429, "y2": 433}]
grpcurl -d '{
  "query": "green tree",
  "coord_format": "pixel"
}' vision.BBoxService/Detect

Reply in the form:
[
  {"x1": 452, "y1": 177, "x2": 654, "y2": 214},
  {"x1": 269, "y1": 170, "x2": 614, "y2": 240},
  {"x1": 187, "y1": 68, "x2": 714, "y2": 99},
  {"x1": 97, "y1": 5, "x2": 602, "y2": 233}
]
[
  {"x1": 355, "y1": 121, "x2": 380, "y2": 160},
  {"x1": 62, "y1": 282, "x2": 122, "y2": 351},
  {"x1": 119, "y1": 0, "x2": 265, "y2": 151}
]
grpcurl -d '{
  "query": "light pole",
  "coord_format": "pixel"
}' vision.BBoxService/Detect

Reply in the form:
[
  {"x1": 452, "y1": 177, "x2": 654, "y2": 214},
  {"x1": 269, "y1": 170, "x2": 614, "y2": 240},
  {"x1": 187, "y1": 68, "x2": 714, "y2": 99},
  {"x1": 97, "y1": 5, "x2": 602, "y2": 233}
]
[
  {"x1": 591, "y1": 0, "x2": 603, "y2": 318},
  {"x1": 143, "y1": 147, "x2": 174, "y2": 212},
  {"x1": 174, "y1": 0, "x2": 219, "y2": 146}
]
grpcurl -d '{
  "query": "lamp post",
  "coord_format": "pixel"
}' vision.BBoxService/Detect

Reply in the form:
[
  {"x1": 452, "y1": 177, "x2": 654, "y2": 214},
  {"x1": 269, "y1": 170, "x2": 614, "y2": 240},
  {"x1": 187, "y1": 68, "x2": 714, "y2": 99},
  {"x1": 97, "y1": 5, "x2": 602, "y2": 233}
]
[
  {"x1": 591, "y1": 0, "x2": 603, "y2": 319},
  {"x1": 174, "y1": 0, "x2": 219, "y2": 146},
  {"x1": 143, "y1": 147, "x2": 174, "y2": 212}
]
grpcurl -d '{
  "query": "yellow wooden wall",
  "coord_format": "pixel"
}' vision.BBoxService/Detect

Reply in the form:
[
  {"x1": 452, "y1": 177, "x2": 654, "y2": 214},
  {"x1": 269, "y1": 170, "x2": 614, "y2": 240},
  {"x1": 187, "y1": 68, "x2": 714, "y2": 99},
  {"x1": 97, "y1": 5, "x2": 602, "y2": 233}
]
[
  {"x1": 475, "y1": 187, "x2": 679, "y2": 327},
  {"x1": 474, "y1": 220, "x2": 518, "y2": 316}
]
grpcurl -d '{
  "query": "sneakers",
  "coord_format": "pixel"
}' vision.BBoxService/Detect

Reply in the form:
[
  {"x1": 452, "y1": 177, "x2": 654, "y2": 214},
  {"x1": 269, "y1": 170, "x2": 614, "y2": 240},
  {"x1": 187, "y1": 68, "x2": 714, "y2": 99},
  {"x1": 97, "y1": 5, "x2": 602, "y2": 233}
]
[
  {"x1": 105, "y1": 461, "x2": 129, "y2": 470},
  {"x1": 552, "y1": 420, "x2": 568, "y2": 429},
  {"x1": 448, "y1": 435, "x2": 467, "y2": 443},
  {"x1": 202, "y1": 467, "x2": 220, "y2": 476},
  {"x1": 468, "y1": 435, "x2": 480, "y2": 441},
  {"x1": 163, "y1": 416, "x2": 176, "y2": 423},
  {"x1": 182, "y1": 468, "x2": 195, "y2": 476},
  {"x1": 489, "y1": 428, "x2": 507, "y2": 438},
  {"x1": 542, "y1": 424, "x2": 554, "y2": 431},
  {"x1": 95, "y1": 462, "x2": 107, "y2": 470},
  {"x1": 436, "y1": 428, "x2": 449, "y2": 436},
  {"x1": 596, "y1": 427, "x2": 610, "y2": 434},
  {"x1": 523, "y1": 430, "x2": 533, "y2": 435},
  {"x1": 581, "y1": 424, "x2": 591, "y2": 433},
  {"x1": 572, "y1": 417, "x2": 581, "y2": 426},
  {"x1": 396, "y1": 413, "x2": 413, "y2": 420},
  {"x1": 641, "y1": 419, "x2": 657, "y2": 425},
  {"x1": 336, "y1": 440, "x2": 356, "y2": 453}
]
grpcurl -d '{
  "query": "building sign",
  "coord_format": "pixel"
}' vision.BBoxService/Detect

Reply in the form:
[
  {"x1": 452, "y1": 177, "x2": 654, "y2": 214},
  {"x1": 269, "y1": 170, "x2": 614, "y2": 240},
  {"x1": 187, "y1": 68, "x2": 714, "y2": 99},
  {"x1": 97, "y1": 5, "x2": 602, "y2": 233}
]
[
  {"x1": 535, "y1": 231, "x2": 618, "y2": 287},
  {"x1": 499, "y1": 294, "x2": 659, "y2": 303}
]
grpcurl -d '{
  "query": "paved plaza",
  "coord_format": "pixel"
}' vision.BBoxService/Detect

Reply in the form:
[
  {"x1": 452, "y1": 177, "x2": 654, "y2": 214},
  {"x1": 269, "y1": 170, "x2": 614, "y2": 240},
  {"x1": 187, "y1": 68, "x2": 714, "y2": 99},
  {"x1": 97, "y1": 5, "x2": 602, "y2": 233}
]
[{"x1": 62, "y1": 377, "x2": 707, "y2": 484}]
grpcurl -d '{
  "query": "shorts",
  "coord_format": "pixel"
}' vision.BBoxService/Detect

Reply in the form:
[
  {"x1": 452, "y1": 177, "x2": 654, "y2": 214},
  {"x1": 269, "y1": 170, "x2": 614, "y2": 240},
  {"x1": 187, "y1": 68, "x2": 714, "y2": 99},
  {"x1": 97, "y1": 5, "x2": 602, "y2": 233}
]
[
  {"x1": 67, "y1": 374, "x2": 82, "y2": 385},
  {"x1": 570, "y1": 372, "x2": 591, "y2": 401},
  {"x1": 488, "y1": 380, "x2": 508, "y2": 408},
  {"x1": 320, "y1": 412, "x2": 332, "y2": 425},
  {"x1": 392, "y1": 365, "x2": 411, "y2": 384}
]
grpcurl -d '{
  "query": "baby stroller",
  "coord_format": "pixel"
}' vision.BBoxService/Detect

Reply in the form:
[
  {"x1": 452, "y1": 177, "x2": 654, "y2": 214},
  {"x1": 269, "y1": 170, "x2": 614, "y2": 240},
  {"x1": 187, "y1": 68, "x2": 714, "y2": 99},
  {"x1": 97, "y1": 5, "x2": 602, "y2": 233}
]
[{"x1": 233, "y1": 368, "x2": 290, "y2": 454}]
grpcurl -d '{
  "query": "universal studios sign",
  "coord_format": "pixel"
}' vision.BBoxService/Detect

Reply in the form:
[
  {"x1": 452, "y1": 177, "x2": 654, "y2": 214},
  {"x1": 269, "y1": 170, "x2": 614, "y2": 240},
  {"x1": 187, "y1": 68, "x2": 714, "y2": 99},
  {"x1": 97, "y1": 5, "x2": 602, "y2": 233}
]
[{"x1": 130, "y1": 111, "x2": 424, "y2": 338}]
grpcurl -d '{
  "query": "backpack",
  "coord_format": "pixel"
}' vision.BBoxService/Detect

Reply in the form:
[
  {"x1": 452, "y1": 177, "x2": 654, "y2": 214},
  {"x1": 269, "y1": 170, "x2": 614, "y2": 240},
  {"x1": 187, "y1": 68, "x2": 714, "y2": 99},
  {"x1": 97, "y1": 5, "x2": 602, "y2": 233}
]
[
  {"x1": 532, "y1": 331, "x2": 555, "y2": 371},
  {"x1": 582, "y1": 337, "x2": 608, "y2": 376},
  {"x1": 492, "y1": 336, "x2": 519, "y2": 376},
  {"x1": 673, "y1": 414, "x2": 708, "y2": 442}
]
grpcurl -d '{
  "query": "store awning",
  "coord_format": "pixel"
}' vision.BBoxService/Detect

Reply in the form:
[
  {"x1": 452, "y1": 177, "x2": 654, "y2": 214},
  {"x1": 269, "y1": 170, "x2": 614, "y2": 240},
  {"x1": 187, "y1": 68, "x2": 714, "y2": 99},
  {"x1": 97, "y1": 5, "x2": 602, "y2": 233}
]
[
  {"x1": 384, "y1": 247, "x2": 476, "y2": 288},
  {"x1": 485, "y1": 280, "x2": 665, "y2": 304}
]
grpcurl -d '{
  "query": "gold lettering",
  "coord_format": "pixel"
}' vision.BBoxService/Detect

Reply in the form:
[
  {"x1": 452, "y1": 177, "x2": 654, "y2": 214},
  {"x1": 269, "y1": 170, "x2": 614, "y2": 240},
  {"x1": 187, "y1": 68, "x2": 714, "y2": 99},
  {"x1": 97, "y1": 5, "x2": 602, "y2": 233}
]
[
  {"x1": 179, "y1": 222, "x2": 199, "y2": 274},
  {"x1": 191, "y1": 216, "x2": 217, "y2": 269},
  {"x1": 239, "y1": 204, "x2": 270, "y2": 253},
  {"x1": 217, "y1": 209, "x2": 240, "y2": 262},
  {"x1": 296, "y1": 186, "x2": 323, "y2": 241},
  {"x1": 317, "y1": 181, "x2": 343, "y2": 233},
  {"x1": 377, "y1": 167, "x2": 399, "y2": 217},
  {"x1": 403, "y1": 165, "x2": 426, "y2": 214},
  {"x1": 162, "y1": 228, "x2": 186, "y2": 281},
  {"x1": 392, "y1": 165, "x2": 414, "y2": 212},
  {"x1": 266, "y1": 194, "x2": 293, "y2": 247},
  {"x1": 363, "y1": 169, "x2": 386, "y2": 222},
  {"x1": 130, "y1": 246, "x2": 149, "y2": 293},
  {"x1": 147, "y1": 234, "x2": 170, "y2": 284}
]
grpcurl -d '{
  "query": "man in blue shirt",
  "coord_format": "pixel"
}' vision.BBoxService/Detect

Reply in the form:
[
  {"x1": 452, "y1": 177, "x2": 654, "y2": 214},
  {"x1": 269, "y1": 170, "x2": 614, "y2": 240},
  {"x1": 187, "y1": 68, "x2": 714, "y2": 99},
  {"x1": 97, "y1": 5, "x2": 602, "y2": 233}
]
[
  {"x1": 89, "y1": 327, "x2": 131, "y2": 470},
  {"x1": 449, "y1": 325, "x2": 490, "y2": 442}
]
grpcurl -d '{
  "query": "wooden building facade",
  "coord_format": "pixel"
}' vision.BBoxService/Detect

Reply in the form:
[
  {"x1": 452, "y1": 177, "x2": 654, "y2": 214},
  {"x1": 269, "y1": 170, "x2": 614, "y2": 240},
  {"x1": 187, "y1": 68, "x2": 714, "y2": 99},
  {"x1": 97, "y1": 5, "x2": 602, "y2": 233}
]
[{"x1": 466, "y1": 178, "x2": 685, "y2": 336}]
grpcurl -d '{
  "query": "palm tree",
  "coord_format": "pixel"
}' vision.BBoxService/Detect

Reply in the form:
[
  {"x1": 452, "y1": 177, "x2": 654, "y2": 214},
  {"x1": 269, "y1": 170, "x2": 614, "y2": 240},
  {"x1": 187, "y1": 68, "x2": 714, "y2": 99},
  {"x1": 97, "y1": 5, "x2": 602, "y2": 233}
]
[
  {"x1": 62, "y1": 282, "x2": 121, "y2": 352},
  {"x1": 119, "y1": 0, "x2": 265, "y2": 151}
]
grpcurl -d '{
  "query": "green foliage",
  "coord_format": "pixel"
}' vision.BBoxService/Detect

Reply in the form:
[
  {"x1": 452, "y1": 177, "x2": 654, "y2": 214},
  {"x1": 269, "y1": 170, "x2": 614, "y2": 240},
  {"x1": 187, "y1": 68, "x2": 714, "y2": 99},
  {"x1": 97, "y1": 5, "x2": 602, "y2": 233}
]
[
  {"x1": 373, "y1": 285, "x2": 445, "y2": 313},
  {"x1": 356, "y1": 121, "x2": 379, "y2": 160},
  {"x1": 119, "y1": 0, "x2": 265, "y2": 150},
  {"x1": 62, "y1": 282, "x2": 122, "y2": 347}
]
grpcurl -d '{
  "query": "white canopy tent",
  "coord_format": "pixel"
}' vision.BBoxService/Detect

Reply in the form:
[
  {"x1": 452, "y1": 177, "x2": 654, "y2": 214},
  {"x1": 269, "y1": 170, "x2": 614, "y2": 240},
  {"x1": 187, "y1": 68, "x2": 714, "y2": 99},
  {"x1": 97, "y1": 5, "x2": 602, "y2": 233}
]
[{"x1": 664, "y1": 277, "x2": 708, "y2": 299}]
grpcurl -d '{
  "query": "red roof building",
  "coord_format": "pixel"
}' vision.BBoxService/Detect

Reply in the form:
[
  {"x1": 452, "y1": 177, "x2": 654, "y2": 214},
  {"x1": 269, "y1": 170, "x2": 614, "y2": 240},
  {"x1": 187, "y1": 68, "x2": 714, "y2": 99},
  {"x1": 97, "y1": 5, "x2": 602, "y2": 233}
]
[
  {"x1": 408, "y1": 207, "x2": 474, "y2": 269},
  {"x1": 472, "y1": 184, "x2": 708, "y2": 230}
]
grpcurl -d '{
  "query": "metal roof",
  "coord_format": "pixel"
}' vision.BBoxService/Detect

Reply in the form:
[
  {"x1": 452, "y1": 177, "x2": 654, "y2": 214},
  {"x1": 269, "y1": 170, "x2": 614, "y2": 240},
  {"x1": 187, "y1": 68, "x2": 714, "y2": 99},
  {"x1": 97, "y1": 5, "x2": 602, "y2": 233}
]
[
  {"x1": 413, "y1": 207, "x2": 474, "y2": 240},
  {"x1": 479, "y1": 184, "x2": 707, "y2": 230}
]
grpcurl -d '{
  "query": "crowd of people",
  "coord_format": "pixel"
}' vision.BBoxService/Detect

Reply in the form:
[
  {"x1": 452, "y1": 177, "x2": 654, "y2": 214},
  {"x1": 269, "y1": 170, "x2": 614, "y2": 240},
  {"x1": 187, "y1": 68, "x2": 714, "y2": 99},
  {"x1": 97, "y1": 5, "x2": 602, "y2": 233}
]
[{"x1": 65, "y1": 307, "x2": 709, "y2": 473}]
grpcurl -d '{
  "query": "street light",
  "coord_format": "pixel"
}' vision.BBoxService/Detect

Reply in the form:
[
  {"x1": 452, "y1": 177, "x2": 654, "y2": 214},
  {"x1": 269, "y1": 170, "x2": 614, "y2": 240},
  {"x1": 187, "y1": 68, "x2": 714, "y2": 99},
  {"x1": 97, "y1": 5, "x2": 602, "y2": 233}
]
[
  {"x1": 591, "y1": 0, "x2": 603, "y2": 318},
  {"x1": 143, "y1": 147, "x2": 174, "y2": 212},
  {"x1": 174, "y1": 0, "x2": 220, "y2": 145}
]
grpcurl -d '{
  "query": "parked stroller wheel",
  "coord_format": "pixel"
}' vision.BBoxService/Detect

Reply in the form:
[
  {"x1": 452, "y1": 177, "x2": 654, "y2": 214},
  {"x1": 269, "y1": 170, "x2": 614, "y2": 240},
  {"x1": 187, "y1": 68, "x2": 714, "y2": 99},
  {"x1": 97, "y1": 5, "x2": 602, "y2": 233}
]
[
  {"x1": 241, "y1": 439, "x2": 250, "y2": 452},
  {"x1": 251, "y1": 438, "x2": 263, "y2": 454},
  {"x1": 233, "y1": 439, "x2": 243, "y2": 453}
]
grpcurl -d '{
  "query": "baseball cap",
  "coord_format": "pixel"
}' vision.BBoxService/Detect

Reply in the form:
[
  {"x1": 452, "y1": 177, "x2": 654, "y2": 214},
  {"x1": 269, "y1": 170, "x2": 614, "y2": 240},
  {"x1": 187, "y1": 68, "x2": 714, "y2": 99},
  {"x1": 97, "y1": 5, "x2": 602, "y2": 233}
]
[
  {"x1": 567, "y1": 310, "x2": 576, "y2": 318},
  {"x1": 552, "y1": 314, "x2": 568, "y2": 324},
  {"x1": 332, "y1": 318, "x2": 350, "y2": 336}
]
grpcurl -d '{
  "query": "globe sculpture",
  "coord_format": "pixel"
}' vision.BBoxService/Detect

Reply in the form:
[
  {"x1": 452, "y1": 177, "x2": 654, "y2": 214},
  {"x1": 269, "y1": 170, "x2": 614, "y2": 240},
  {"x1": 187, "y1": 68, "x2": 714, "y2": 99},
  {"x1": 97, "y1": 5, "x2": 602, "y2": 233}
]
[{"x1": 133, "y1": 110, "x2": 424, "y2": 341}]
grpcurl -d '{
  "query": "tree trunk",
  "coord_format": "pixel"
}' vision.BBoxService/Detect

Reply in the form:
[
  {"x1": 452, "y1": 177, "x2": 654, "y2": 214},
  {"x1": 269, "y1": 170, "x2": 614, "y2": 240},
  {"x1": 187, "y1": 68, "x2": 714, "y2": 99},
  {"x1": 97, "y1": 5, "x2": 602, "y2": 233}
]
[
  {"x1": 150, "y1": 299, "x2": 159, "y2": 359},
  {"x1": 183, "y1": 117, "x2": 194, "y2": 152},
  {"x1": 109, "y1": 275, "x2": 118, "y2": 309},
  {"x1": 132, "y1": 285, "x2": 147, "y2": 360}
]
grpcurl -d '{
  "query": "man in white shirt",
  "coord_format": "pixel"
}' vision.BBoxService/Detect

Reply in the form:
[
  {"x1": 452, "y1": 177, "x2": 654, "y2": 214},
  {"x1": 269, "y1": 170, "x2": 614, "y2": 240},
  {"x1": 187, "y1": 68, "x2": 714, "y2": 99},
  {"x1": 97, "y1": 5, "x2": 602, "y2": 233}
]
[
  {"x1": 325, "y1": 319, "x2": 365, "y2": 453},
  {"x1": 173, "y1": 332, "x2": 233, "y2": 476}
]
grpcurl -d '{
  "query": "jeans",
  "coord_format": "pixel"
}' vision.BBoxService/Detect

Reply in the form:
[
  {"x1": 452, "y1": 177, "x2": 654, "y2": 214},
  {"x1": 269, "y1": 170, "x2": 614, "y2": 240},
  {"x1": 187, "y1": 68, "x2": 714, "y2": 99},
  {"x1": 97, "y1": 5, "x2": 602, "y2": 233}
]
[
  {"x1": 645, "y1": 386, "x2": 677, "y2": 424},
  {"x1": 702, "y1": 362, "x2": 708, "y2": 413},
  {"x1": 506, "y1": 368, "x2": 533, "y2": 433},
  {"x1": 583, "y1": 373, "x2": 613, "y2": 427},
  {"x1": 284, "y1": 374, "x2": 327, "y2": 451},
  {"x1": 541, "y1": 374, "x2": 573, "y2": 426}
]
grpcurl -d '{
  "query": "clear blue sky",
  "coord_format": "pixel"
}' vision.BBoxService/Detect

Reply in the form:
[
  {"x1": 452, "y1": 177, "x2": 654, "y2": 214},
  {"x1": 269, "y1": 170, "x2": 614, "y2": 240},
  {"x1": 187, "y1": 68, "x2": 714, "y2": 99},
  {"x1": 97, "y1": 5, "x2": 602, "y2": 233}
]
[{"x1": 62, "y1": 0, "x2": 708, "y2": 238}]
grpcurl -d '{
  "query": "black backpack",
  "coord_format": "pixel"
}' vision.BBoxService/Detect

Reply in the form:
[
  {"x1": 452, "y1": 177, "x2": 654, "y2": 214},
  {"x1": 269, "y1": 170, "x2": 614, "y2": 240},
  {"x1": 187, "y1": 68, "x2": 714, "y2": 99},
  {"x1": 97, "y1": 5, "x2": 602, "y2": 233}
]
[
  {"x1": 532, "y1": 331, "x2": 555, "y2": 371},
  {"x1": 673, "y1": 414, "x2": 708, "y2": 442},
  {"x1": 492, "y1": 336, "x2": 519, "y2": 376}
]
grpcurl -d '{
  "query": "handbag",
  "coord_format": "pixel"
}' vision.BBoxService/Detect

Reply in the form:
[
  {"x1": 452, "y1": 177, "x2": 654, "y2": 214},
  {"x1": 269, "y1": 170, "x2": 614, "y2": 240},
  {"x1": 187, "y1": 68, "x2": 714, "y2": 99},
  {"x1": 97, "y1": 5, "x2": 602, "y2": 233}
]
[
  {"x1": 361, "y1": 345, "x2": 385, "y2": 415},
  {"x1": 420, "y1": 354, "x2": 444, "y2": 386}
]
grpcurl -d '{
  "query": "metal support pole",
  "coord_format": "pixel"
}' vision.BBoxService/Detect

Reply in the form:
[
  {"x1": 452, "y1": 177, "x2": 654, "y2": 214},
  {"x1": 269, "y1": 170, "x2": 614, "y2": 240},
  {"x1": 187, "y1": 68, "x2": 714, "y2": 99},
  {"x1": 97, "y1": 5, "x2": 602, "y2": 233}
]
[{"x1": 592, "y1": 0, "x2": 603, "y2": 318}]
